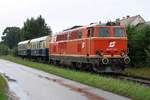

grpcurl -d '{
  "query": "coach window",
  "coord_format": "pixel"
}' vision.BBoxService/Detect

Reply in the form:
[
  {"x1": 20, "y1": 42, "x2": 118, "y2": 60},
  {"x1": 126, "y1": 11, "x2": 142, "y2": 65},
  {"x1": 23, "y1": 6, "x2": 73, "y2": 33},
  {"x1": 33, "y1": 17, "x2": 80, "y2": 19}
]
[
  {"x1": 33, "y1": 44, "x2": 35, "y2": 49},
  {"x1": 36, "y1": 43, "x2": 38, "y2": 49},
  {"x1": 99, "y1": 28, "x2": 110, "y2": 37},
  {"x1": 39, "y1": 41, "x2": 42, "y2": 48},
  {"x1": 35, "y1": 43, "x2": 36, "y2": 49},
  {"x1": 38, "y1": 43, "x2": 40, "y2": 48},
  {"x1": 32, "y1": 44, "x2": 33, "y2": 49},
  {"x1": 35, "y1": 43, "x2": 37, "y2": 49}
]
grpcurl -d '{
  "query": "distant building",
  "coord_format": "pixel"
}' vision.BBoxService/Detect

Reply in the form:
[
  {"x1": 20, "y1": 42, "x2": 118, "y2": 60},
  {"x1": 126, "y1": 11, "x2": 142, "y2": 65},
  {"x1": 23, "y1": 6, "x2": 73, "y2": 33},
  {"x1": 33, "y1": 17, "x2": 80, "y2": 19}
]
[
  {"x1": 116, "y1": 15, "x2": 145, "y2": 26},
  {"x1": 145, "y1": 21, "x2": 150, "y2": 25}
]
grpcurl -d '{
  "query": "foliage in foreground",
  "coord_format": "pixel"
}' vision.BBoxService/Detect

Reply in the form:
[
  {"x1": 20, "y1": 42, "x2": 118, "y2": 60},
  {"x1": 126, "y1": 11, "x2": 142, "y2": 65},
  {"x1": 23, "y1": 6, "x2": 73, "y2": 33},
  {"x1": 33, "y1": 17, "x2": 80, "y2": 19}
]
[
  {"x1": 1, "y1": 55, "x2": 150, "y2": 100},
  {"x1": 0, "y1": 75, "x2": 7, "y2": 100}
]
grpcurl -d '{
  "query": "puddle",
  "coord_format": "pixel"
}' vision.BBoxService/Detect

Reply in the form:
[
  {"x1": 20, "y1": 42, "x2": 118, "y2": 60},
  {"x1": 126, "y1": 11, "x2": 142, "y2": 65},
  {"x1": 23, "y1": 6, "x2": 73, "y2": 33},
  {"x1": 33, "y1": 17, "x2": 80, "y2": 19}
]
[
  {"x1": 3, "y1": 74, "x2": 17, "y2": 82},
  {"x1": 1, "y1": 73, "x2": 30, "y2": 100},
  {"x1": 38, "y1": 75, "x2": 106, "y2": 100}
]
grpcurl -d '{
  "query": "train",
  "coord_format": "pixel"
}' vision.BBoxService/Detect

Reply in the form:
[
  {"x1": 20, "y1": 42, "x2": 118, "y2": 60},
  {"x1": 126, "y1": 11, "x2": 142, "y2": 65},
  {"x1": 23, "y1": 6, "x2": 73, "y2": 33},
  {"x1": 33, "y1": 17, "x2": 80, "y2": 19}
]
[{"x1": 18, "y1": 24, "x2": 130, "y2": 73}]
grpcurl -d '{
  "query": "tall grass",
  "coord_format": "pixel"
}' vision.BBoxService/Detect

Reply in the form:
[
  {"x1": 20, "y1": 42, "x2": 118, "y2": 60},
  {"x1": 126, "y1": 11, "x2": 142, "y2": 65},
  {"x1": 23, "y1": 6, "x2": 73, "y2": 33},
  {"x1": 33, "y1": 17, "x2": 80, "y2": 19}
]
[{"x1": 0, "y1": 75, "x2": 7, "y2": 100}]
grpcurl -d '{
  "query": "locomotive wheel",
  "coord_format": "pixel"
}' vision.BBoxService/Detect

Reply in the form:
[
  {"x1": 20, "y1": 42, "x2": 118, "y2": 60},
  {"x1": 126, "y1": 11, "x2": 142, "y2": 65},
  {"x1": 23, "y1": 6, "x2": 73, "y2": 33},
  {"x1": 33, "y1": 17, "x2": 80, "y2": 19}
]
[
  {"x1": 92, "y1": 64, "x2": 103, "y2": 73},
  {"x1": 76, "y1": 62, "x2": 82, "y2": 70},
  {"x1": 53, "y1": 60, "x2": 60, "y2": 66},
  {"x1": 82, "y1": 63, "x2": 92, "y2": 71},
  {"x1": 71, "y1": 62, "x2": 77, "y2": 69}
]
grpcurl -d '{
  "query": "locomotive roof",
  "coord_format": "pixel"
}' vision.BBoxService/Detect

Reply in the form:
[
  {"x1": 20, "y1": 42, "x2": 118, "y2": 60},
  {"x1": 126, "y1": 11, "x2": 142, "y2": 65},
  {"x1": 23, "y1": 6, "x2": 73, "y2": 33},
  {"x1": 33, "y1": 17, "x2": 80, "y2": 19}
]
[
  {"x1": 56, "y1": 24, "x2": 119, "y2": 35},
  {"x1": 57, "y1": 24, "x2": 123, "y2": 35},
  {"x1": 30, "y1": 36, "x2": 48, "y2": 43},
  {"x1": 18, "y1": 40, "x2": 30, "y2": 45}
]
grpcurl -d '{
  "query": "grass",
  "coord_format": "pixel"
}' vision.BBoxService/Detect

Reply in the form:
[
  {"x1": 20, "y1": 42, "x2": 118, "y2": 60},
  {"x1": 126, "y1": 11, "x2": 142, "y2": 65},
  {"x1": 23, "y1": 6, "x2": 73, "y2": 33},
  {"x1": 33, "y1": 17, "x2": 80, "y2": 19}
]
[
  {"x1": 1, "y1": 55, "x2": 150, "y2": 100},
  {"x1": 124, "y1": 67, "x2": 150, "y2": 79},
  {"x1": 0, "y1": 75, "x2": 7, "y2": 100}
]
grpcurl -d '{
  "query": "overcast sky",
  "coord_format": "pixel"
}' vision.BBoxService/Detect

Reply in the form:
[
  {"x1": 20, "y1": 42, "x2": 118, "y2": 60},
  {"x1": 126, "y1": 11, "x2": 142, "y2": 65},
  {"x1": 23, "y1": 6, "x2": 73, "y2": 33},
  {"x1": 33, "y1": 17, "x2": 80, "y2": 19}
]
[{"x1": 0, "y1": 0, "x2": 150, "y2": 40}]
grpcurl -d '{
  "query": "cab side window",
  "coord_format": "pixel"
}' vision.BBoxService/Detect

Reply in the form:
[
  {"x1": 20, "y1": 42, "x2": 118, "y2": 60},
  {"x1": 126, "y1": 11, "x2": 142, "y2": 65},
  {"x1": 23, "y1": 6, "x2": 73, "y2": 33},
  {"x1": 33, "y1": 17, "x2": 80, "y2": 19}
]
[
  {"x1": 78, "y1": 31, "x2": 82, "y2": 39},
  {"x1": 99, "y1": 28, "x2": 110, "y2": 37},
  {"x1": 87, "y1": 27, "x2": 94, "y2": 37}
]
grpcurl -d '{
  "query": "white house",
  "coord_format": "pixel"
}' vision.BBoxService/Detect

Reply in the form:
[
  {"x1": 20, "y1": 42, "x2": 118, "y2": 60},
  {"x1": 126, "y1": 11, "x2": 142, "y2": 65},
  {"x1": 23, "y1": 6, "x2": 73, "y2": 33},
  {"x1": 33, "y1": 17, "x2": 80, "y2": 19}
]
[{"x1": 117, "y1": 15, "x2": 145, "y2": 26}]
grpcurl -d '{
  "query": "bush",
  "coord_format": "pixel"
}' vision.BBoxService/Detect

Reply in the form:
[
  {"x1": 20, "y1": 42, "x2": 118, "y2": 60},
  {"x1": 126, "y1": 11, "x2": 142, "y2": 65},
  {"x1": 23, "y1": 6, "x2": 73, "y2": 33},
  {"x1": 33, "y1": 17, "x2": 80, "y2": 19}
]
[{"x1": 9, "y1": 47, "x2": 18, "y2": 56}]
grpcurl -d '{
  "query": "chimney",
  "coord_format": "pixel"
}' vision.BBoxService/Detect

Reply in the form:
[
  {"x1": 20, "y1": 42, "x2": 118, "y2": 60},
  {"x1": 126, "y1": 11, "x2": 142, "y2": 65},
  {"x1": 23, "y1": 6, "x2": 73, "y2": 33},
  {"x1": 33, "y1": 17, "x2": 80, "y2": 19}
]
[{"x1": 126, "y1": 15, "x2": 130, "y2": 19}]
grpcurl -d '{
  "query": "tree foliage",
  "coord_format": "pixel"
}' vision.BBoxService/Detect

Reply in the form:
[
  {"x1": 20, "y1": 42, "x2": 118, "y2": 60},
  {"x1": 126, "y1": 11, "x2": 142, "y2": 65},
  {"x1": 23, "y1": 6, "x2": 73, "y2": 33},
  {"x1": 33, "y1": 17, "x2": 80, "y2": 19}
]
[
  {"x1": 0, "y1": 42, "x2": 9, "y2": 55},
  {"x1": 127, "y1": 24, "x2": 150, "y2": 66},
  {"x1": 22, "y1": 15, "x2": 52, "y2": 40},
  {"x1": 1, "y1": 15, "x2": 52, "y2": 50},
  {"x1": 2, "y1": 27, "x2": 22, "y2": 49}
]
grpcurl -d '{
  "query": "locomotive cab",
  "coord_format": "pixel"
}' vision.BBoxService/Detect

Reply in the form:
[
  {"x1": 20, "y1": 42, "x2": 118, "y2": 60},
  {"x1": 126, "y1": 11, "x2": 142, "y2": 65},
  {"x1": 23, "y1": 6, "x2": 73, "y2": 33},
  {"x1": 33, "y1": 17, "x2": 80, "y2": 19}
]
[{"x1": 87, "y1": 25, "x2": 130, "y2": 72}]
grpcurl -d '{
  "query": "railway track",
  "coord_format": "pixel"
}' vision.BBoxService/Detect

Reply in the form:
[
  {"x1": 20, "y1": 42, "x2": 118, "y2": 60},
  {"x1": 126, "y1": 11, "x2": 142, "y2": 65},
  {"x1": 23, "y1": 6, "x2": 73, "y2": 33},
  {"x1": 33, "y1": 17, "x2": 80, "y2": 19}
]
[{"x1": 102, "y1": 73, "x2": 150, "y2": 87}]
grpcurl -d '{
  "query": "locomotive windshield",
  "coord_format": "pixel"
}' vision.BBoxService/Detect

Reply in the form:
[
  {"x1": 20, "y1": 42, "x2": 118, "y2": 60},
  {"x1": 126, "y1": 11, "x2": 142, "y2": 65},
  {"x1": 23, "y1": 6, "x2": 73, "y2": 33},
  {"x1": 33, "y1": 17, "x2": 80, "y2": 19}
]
[
  {"x1": 114, "y1": 28, "x2": 126, "y2": 37},
  {"x1": 98, "y1": 28, "x2": 110, "y2": 37}
]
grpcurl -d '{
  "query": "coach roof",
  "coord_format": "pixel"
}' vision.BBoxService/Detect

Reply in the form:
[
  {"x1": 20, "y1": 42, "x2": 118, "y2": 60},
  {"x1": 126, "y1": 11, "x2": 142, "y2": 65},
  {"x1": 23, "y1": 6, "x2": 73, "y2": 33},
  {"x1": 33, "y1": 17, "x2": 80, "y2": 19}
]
[
  {"x1": 18, "y1": 40, "x2": 30, "y2": 45},
  {"x1": 30, "y1": 36, "x2": 48, "y2": 43}
]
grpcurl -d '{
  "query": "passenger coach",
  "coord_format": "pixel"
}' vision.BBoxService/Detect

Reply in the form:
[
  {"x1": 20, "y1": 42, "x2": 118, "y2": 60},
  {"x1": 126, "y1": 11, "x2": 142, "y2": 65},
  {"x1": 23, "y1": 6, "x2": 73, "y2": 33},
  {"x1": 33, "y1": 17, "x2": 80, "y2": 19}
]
[
  {"x1": 18, "y1": 36, "x2": 51, "y2": 61},
  {"x1": 18, "y1": 40, "x2": 31, "y2": 57}
]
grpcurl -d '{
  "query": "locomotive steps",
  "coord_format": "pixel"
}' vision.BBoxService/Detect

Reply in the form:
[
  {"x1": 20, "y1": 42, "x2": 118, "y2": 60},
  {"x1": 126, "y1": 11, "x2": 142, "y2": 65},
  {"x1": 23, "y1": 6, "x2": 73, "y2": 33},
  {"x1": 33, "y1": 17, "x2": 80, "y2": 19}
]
[{"x1": 1, "y1": 55, "x2": 150, "y2": 100}]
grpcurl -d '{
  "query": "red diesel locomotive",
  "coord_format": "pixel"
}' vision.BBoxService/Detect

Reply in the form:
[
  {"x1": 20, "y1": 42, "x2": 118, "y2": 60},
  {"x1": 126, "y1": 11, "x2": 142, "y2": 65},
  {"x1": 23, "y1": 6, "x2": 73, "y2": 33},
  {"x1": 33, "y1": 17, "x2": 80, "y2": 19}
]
[{"x1": 49, "y1": 24, "x2": 130, "y2": 72}]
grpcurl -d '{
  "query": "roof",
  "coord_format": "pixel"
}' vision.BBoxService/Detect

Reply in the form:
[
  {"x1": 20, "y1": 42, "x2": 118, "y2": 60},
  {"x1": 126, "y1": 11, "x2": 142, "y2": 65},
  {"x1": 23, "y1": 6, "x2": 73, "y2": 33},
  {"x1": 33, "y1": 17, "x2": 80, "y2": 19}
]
[
  {"x1": 63, "y1": 25, "x2": 83, "y2": 31},
  {"x1": 30, "y1": 36, "x2": 48, "y2": 43},
  {"x1": 18, "y1": 40, "x2": 30, "y2": 45},
  {"x1": 18, "y1": 36, "x2": 49, "y2": 45},
  {"x1": 119, "y1": 15, "x2": 145, "y2": 26},
  {"x1": 55, "y1": 23, "x2": 124, "y2": 36}
]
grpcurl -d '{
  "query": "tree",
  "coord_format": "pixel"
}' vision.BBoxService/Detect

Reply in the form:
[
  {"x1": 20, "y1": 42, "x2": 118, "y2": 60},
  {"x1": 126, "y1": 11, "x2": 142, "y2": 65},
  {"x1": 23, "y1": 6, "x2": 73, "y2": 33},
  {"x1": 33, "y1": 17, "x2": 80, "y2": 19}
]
[
  {"x1": 2, "y1": 27, "x2": 22, "y2": 49},
  {"x1": 22, "y1": 15, "x2": 52, "y2": 40},
  {"x1": 126, "y1": 24, "x2": 150, "y2": 66},
  {"x1": 0, "y1": 42, "x2": 9, "y2": 55}
]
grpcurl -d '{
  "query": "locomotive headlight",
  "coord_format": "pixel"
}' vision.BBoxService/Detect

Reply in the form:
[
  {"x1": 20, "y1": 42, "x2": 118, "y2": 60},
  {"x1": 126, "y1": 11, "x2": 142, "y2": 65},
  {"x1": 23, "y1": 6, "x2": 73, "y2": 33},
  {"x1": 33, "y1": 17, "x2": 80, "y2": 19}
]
[
  {"x1": 102, "y1": 58, "x2": 109, "y2": 64},
  {"x1": 124, "y1": 56, "x2": 130, "y2": 64}
]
